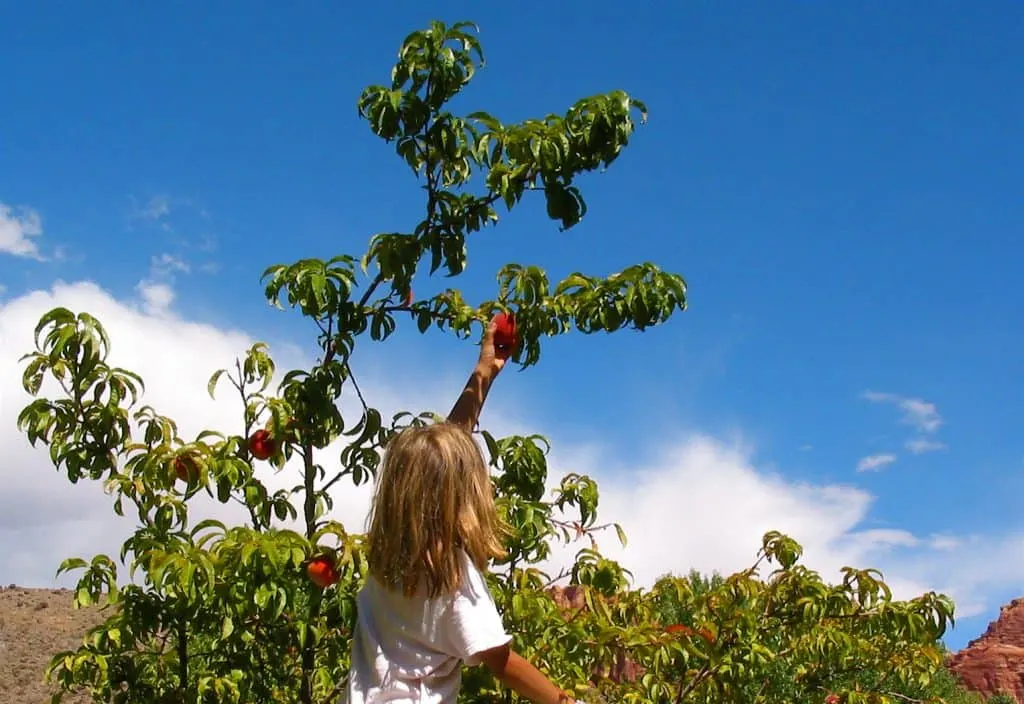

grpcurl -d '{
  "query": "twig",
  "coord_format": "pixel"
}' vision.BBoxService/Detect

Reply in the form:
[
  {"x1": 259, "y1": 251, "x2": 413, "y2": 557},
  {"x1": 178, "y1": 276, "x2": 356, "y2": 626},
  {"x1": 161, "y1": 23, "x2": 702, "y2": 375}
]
[
  {"x1": 880, "y1": 692, "x2": 926, "y2": 704},
  {"x1": 550, "y1": 518, "x2": 617, "y2": 535},
  {"x1": 318, "y1": 679, "x2": 348, "y2": 704},
  {"x1": 541, "y1": 567, "x2": 572, "y2": 589},
  {"x1": 675, "y1": 664, "x2": 716, "y2": 704},
  {"x1": 357, "y1": 274, "x2": 385, "y2": 309},
  {"x1": 345, "y1": 364, "x2": 369, "y2": 413},
  {"x1": 321, "y1": 470, "x2": 348, "y2": 495}
]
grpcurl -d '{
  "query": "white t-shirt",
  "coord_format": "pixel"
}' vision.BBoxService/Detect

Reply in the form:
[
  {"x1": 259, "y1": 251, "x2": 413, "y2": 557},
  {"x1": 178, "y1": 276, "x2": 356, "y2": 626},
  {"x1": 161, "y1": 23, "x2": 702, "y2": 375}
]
[{"x1": 342, "y1": 551, "x2": 512, "y2": 703}]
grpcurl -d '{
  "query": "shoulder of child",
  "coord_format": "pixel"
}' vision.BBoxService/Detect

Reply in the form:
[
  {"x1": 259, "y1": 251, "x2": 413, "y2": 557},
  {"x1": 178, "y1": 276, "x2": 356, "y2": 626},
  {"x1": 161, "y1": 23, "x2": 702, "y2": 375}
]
[
  {"x1": 440, "y1": 551, "x2": 510, "y2": 665},
  {"x1": 454, "y1": 550, "x2": 492, "y2": 599}
]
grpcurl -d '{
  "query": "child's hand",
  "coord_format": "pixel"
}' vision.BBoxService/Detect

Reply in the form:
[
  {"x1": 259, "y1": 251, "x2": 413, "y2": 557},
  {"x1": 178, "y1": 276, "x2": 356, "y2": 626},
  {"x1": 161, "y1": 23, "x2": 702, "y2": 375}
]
[{"x1": 477, "y1": 316, "x2": 510, "y2": 377}]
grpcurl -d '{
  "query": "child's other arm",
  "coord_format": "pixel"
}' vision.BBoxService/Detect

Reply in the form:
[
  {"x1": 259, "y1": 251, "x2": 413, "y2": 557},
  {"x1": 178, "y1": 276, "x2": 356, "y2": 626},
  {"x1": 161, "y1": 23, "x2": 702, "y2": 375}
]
[
  {"x1": 446, "y1": 317, "x2": 508, "y2": 432},
  {"x1": 477, "y1": 643, "x2": 579, "y2": 704}
]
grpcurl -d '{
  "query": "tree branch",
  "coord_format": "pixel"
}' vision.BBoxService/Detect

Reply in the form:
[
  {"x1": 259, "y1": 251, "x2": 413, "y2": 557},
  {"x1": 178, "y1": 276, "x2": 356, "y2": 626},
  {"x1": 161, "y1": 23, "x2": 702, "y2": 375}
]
[{"x1": 675, "y1": 664, "x2": 717, "y2": 704}]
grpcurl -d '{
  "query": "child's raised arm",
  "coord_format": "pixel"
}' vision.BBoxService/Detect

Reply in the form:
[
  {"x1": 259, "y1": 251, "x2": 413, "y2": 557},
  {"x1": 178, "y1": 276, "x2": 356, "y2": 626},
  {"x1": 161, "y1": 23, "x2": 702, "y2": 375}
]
[{"x1": 446, "y1": 317, "x2": 509, "y2": 432}]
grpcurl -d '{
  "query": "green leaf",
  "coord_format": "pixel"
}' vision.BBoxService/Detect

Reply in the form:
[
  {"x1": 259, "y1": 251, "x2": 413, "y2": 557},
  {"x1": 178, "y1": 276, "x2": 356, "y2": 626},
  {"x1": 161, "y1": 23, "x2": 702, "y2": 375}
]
[
  {"x1": 55, "y1": 557, "x2": 88, "y2": 577},
  {"x1": 615, "y1": 522, "x2": 628, "y2": 548},
  {"x1": 208, "y1": 369, "x2": 227, "y2": 399}
]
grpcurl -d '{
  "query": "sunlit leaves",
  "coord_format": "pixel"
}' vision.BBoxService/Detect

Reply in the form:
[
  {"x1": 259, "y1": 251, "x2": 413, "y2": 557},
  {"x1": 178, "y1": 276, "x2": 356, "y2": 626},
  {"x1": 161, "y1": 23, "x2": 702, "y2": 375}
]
[
  {"x1": 336, "y1": 406, "x2": 387, "y2": 487},
  {"x1": 353, "y1": 21, "x2": 652, "y2": 283},
  {"x1": 361, "y1": 21, "x2": 484, "y2": 138},
  {"x1": 555, "y1": 473, "x2": 600, "y2": 528},
  {"x1": 57, "y1": 554, "x2": 119, "y2": 609},
  {"x1": 262, "y1": 20, "x2": 678, "y2": 376},
  {"x1": 573, "y1": 548, "x2": 631, "y2": 597},
  {"x1": 361, "y1": 232, "x2": 421, "y2": 292},
  {"x1": 262, "y1": 256, "x2": 358, "y2": 321},
  {"x1": 644, "y1": 547, "x2": 959, "y2": 704},
  {"x1": 762, "y1": 529, "x2": 804, "y2": 570}
]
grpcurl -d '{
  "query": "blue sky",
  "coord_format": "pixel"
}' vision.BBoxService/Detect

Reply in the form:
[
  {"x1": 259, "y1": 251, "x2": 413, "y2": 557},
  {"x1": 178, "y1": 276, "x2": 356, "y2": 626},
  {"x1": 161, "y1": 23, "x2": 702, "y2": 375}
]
[{"x1": 1, "y1": 2, "x2": 1022, "y2": 651}]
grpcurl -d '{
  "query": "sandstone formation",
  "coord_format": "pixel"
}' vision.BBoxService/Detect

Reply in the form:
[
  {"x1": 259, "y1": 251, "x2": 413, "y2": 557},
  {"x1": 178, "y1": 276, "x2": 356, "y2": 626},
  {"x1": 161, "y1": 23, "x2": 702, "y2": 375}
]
[
  {"x1": 547, "y1": 585, "x2": 646, "y2": 684},
  {"x1": 948, "y1": 597, "x2": 1024, "y2": 703}
]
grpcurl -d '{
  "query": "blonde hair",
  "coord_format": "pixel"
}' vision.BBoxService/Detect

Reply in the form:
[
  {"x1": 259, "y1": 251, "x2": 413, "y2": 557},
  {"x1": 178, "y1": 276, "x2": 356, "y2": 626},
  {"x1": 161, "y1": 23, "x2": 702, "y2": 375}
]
[{"x1": 366, "y1": 422, "x2": 506, "y2": 598}]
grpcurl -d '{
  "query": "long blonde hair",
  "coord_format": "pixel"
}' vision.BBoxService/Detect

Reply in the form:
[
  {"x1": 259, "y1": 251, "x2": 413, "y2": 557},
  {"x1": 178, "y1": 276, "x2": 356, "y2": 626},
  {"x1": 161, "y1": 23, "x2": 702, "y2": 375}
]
[{"x1": 366, "y1": 422, "x2": 506, "y2": 598}]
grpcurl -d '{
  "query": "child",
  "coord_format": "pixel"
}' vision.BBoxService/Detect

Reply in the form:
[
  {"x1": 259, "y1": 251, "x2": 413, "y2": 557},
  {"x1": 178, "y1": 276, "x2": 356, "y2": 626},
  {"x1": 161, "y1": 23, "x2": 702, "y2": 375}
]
[{"x1": 343, "y1": 318, "x2": 583, "y2": 704}]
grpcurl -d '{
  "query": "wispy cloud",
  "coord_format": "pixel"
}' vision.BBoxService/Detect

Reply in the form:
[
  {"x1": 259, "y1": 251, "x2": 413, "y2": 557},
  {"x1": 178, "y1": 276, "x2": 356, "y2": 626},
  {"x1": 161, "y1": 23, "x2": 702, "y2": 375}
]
[
  {"x1": 862, "y1": 391, "x2": 942, "y2": 434},
  {"x1": 0, "y1": 203, "x2": 44, "y2": 259},
  {"x1": 135, "y1": 253, "x2": 191, "y2": 315},
  {"x1": 140, "y1": 195, "x2": 171, "y2": 221},
  {"x1": 905, "y1": 438, "x2": 947, "y2": 455},
  {"x1": 150, "y1": 253, "x2": 190, "y2": 277},
  {"x1": 857, "y1": 453, "x2": 897, "y2": 472},
  {"x1": 128, "y1": 195, "x2": 172, "y2": 228},
  {"x1": 126, "y1": 195, "x2": 220, "y2": 275},
  {"x1": 860, "y1": 391, "x2": 946, "y2": 467}
]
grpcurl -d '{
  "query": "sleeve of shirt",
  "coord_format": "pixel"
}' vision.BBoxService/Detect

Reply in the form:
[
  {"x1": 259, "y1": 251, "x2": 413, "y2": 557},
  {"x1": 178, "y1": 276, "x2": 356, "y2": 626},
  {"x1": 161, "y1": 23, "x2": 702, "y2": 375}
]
[{"x1": 442, "y1": 555, "x2": 512, "y2": 665}]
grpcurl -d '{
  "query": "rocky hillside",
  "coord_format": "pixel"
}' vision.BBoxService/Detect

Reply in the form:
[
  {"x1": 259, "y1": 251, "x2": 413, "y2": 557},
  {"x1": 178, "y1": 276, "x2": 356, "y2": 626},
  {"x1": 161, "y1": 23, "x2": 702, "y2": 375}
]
[
  {"x1": 0, "y1": 585, "x2": 100, "y2": 703},
  {"x1": 948, "y1": 597, "x2": 1024, "y2": 703}
]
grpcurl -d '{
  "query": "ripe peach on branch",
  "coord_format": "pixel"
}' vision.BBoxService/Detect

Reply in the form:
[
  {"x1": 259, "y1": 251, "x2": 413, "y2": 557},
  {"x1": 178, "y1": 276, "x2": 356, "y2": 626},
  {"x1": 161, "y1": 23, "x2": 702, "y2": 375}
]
[
  {"x1": 172, "y1": 454, "x2": 199, "y2": 483},
  {"x1": 306, "y1": 555, "x2": 339, "y2": 588},
  {"x1": 248, "y1": 429, "x2": 278, "y2": 461},
  {"x1": 492, "y1": 311, "x2": 518, "y2": 360}
]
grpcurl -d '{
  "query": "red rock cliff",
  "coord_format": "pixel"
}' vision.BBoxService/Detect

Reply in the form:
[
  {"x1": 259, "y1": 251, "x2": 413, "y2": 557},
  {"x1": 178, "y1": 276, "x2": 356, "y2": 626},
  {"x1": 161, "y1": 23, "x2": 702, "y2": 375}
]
[{"x1": 948, "y1": 598, "x2": 1024, "y2": 703}]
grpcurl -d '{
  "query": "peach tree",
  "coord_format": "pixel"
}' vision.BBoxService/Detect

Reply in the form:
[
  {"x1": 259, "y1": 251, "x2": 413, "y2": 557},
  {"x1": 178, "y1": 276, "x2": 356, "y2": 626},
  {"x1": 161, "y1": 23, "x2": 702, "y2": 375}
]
[{"x1": 17, "y1": 19, "x2": 957, "y2": 704}]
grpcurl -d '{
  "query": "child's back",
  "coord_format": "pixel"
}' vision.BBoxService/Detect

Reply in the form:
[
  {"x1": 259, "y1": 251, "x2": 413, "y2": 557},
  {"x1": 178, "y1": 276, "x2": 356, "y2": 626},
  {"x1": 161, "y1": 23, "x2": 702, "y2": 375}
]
[{"x1": 345, "y1": 550, "x2": 510, "y2": 702}]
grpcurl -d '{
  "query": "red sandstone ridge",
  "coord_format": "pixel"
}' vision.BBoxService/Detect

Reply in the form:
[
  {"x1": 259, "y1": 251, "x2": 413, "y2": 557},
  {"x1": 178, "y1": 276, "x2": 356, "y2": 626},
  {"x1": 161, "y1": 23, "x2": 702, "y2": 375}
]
[{"x1": 948, "y1": 597, "x2": 1024, "y2": 703}]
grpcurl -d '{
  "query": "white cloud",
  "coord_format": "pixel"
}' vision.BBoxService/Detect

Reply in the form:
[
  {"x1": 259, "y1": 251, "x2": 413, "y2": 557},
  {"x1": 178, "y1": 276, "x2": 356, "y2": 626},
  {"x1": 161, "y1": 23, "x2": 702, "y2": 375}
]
[
  {"x1": 541, "y1": 438, "x2": 876, "y2": 584},
  {"x1": 929, "y1": 534, "x2": 963, "y2": 551},
  {"x1": 0, "y1": 281, "x2": 1020, "y2": 644},
  {"x1": 863, "y1": 390, "x2": 942, "y2": 434},
  {"x1": 136, "y1": 281, "x2": 176, "y2": 315},
  {"x1": 0, "y1": 203, "x2": 44, "y2": 259},
  {"x1": 0, "y1": 282, "x2": 251, "y2": 587},
  {"x1": 906, "y1": 437, "x2": 947, "y2": 455},
  {"x1": 134, "y1": 253, "x2": 192, "y2": 314},
  {"x1": 856, "y1": 453, "x2": 897, "y2": 472}
]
